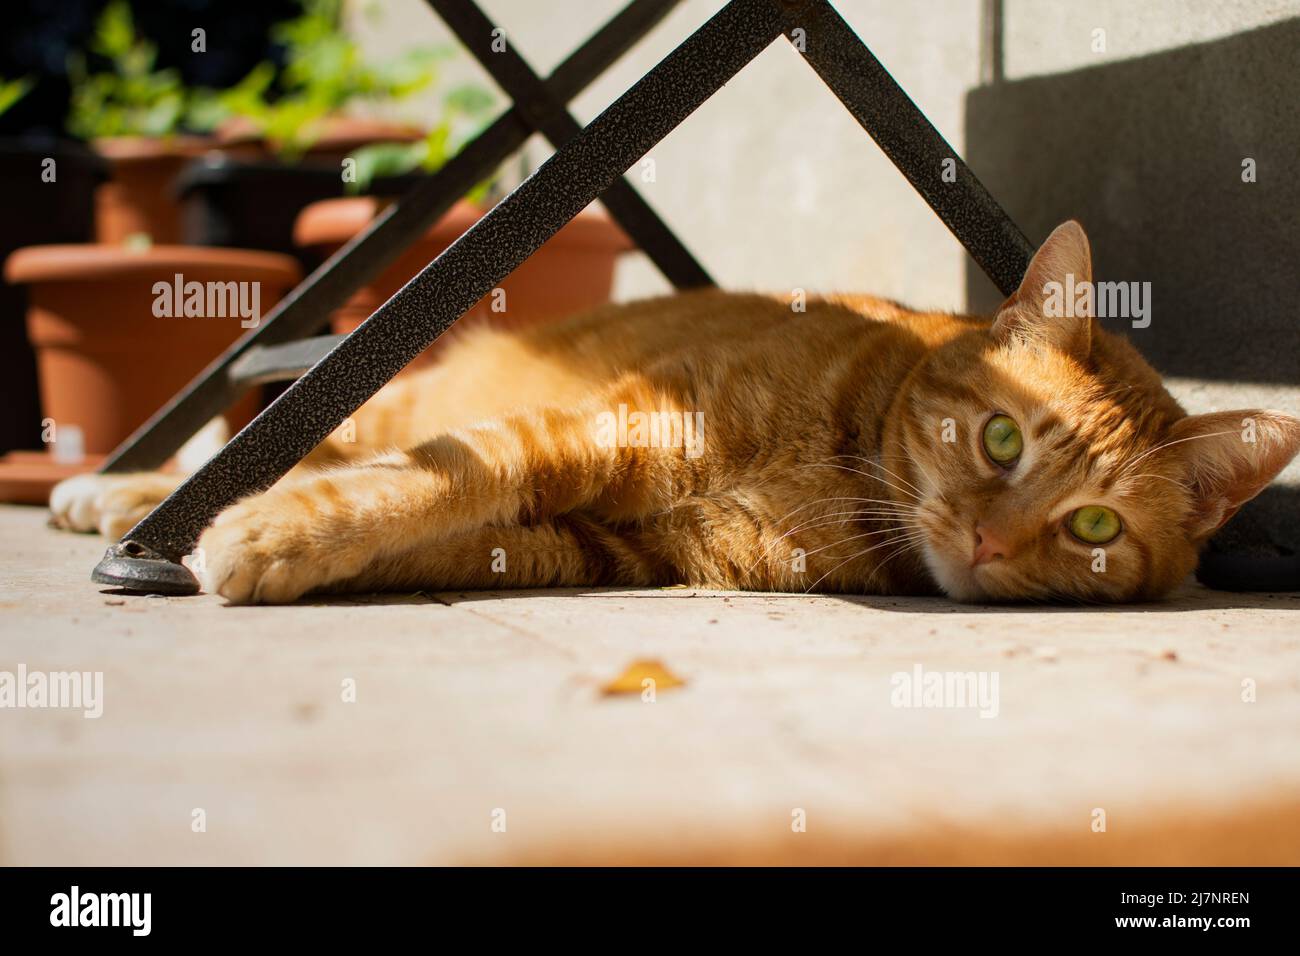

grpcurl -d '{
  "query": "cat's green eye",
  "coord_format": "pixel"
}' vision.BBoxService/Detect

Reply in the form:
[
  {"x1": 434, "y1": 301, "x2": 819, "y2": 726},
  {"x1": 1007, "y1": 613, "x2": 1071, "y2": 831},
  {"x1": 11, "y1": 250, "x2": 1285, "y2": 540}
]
[
  {"x1": 982, "y1": 414, "x2": 1023, "y2": 465},
  {"x1": 1068, "y1": 505, "x2": 1122, "y2": 544}
]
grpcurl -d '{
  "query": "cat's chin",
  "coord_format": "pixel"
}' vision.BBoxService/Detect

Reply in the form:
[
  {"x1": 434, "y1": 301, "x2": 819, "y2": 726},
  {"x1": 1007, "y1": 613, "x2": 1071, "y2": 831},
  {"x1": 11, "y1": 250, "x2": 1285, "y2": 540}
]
[{"x1": 921, "y1": 547, "x2": 1000, "y2": 603}]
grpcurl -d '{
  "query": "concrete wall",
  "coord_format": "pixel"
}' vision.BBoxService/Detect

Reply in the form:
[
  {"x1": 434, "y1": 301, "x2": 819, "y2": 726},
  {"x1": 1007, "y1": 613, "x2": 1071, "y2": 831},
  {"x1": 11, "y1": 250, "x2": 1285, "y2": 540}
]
[
  {"x1": 350, "y1": 1, "x2": 1297, "y2": 311},
  {"x1": 349, "y1": 0, "x2": 983, "y2": 308}
]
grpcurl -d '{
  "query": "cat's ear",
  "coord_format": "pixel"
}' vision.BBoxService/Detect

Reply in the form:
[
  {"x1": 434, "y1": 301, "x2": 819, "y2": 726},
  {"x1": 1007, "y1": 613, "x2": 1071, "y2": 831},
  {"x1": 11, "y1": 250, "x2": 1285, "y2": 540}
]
[
  {"x1": 991, "y1": 219, "x2": 1093, "y2": 360},
  {"x1": 1165, "y1": 410, "x2": 1300, "y2": 540}
]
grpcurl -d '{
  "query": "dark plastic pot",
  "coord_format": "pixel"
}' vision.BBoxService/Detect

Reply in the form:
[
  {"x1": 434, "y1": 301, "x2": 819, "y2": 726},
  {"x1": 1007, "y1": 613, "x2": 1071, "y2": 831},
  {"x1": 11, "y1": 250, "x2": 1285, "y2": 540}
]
[
  {"x1": 211, "y1": 115, "x2": 423, "y2": 165},
  {"x1": 0, "y1": 137, "x2": 107, "y2": 454},
  {"x1": 176, "y1": 152, "x2": 427, "y2": 266}
]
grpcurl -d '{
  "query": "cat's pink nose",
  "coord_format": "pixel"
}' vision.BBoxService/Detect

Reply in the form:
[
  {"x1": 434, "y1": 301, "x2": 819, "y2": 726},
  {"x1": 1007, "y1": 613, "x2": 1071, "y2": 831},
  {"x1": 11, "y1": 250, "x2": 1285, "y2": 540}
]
[{"x1": 972, "y1": 525, "x2": 1011, "y2": 566}]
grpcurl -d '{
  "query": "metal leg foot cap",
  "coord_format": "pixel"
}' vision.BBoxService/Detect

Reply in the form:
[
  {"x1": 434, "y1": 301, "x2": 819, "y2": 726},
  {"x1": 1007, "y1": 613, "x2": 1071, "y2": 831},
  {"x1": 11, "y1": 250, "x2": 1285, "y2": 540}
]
[{"x1": 92, "y1": 540, "x2": 200, "y2": 596}]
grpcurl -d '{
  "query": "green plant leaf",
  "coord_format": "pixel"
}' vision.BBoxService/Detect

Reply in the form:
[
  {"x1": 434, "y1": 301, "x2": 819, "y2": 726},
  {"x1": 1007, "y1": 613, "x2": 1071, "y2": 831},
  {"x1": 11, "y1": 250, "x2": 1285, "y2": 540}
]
[
  {"x1": 369, "y1": 47, "x2": 444, "y2": 99},
  {"x1": 66, "y1": 0, "x2": 189, "y2": 139},
  {"x1": 139, "y1": 92, "x2": 184, "y2": 137},
  {"x1": 421, "y1": 122, "x2": 452, "y2": 171},
  {"x1": 0, "y1": 75, "x2": 35, "y2": 118},
  {"x1": 347, "y1": 139, "x2": 428, "y2": 192},
  {"x1": 444, "y1": 83, "x2": 495, "y2": 117},
  {"x1": 93, "y1": 0, "x2": 136, "y2": 61}
]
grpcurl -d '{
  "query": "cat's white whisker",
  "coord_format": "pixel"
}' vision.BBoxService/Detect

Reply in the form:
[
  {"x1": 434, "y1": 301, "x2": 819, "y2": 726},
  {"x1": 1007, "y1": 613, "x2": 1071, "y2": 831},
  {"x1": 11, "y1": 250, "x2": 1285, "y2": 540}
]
[
  {"x1": 802, "y1": 531, "x2": 927, "y2": 594},
  {"x1": 1116, "y1": 471, "x2": 1190, "y2": 491},
  {"x1": 876, "y1": 453, "x2": 941, "y2": 501},
  {"x1": 799, "y1": 527, "x2": 926, "y2": 560},
  {"x1": 1121, "y1": 429, "x2": 1240, "y2": 474},
  {"x1": 865, "y1": 535, "x2": 924, "y2": 587},
  {"x1": 742, "y1": 506, "x2": 921, "y2": 575},
  {"x1": 809, "y1": 461, "x2": 921, "y2": 502},
  {"x1": 766, "y1": 495, "x2": 917, "y2": 533},
  {"x1": 828, "y1": 454, "x2": 926, "y2": 500}
]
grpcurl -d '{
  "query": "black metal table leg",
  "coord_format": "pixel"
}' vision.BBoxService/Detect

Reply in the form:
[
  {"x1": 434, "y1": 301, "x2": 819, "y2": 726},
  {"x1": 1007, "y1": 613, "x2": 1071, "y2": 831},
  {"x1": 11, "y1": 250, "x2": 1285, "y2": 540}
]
[
  {"x1": 782, "y1": 0, "x2": 1032, "y2": 295},
  {"x1": 99, "y1": 0, "x2": 686, "y2": 476},
  {"x1": 93, "y1": 0, "x2": 786, "y2": 594},
  {"x1": 428, "y1": 0, "x2": 712, "y2": 289}
]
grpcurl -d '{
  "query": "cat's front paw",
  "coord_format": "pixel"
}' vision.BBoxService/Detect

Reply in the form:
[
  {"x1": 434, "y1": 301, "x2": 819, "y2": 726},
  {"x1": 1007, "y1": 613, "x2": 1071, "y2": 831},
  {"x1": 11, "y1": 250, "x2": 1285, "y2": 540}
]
[
  {"x1": 50, "y1": 472, "x2": 183, "y2": 539},
  {"x1": 195, "y1": 488, "x2": 363, "y2": 605}
]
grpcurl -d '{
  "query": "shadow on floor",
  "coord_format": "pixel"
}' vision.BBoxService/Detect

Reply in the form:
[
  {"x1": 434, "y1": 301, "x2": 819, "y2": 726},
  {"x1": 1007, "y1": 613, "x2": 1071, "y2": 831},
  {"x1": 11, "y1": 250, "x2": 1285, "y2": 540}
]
[{"x1": 378, "y1": 583, "x2": 1299, "y2": 615}]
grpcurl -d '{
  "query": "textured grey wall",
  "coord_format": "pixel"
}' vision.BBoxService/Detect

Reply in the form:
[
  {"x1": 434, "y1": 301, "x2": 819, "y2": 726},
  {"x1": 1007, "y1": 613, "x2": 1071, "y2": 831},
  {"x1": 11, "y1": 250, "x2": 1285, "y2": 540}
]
[
  {"x1": 353, "y1": 1, "x2": 1297, "y2": 322},
  {"x1": 351, "y1": 0, "x2": 984, "y2": 308},
  {"x1": 967, "y1": 16, "x2": 1300, "y2": 387}
]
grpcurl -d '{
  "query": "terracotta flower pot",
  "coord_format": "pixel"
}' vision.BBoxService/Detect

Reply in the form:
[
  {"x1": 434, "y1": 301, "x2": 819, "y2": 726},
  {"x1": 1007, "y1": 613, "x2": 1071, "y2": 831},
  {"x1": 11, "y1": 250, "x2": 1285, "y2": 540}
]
[
  {"x1": 3, "y1": 244, "x2": 301, "y2": 460},
  {"x1": 213, "y1": 115, "x2": 424, "y2": 164},
  {"x1": 93, "y1": 136, "x2": 212, "y2": 245},
  {"x1": 293, "y1": 197, "x2": 632, "y2": 370}
]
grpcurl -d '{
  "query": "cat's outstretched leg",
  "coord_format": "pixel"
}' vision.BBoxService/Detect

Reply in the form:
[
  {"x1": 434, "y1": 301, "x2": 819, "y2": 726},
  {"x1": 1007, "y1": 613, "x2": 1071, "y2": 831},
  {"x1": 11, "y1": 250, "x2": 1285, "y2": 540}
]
[
  {"x1": 323, "y1": 516, "x2": 662, "y2": 594},
  {"x1": 47, "y1": 416, "x2": 358, "y2": 540},
  {"x1": 196, "y1": 384, "x2": 698, "y2": 603},
  {"x1": 49, "y1": 472, "x2": 187, "y2": 540},
  {"x1": 47, "y1": 416, "x2": 232, "y2": 538}
]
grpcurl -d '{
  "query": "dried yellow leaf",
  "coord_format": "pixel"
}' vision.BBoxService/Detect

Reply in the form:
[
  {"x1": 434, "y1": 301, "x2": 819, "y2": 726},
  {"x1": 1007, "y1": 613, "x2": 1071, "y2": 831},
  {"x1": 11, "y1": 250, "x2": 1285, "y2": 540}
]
[{"x1": 600, "y1": 658, "x2": 686, "y2": 696}]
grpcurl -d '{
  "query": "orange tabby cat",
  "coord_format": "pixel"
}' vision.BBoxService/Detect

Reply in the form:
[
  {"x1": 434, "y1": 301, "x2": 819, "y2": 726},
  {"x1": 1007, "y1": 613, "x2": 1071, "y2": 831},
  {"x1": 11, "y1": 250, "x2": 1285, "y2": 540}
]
[{"x1": 51, "y1": 221, "x2": 1300, "y2": 604}]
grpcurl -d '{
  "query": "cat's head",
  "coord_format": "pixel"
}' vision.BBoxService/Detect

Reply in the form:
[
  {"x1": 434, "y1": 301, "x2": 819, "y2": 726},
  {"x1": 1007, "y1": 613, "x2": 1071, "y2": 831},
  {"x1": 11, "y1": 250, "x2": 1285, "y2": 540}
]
[{"x1": 894, "y1": 220, "x2": 1300, "y2": 602}]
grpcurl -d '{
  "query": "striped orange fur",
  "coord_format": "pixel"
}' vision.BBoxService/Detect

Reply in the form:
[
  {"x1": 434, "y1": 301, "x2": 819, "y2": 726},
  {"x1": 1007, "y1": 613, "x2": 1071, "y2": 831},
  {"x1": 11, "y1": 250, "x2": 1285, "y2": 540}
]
[{"x1": 54, "y1": 221, "x2": 1300, "y2": 604}]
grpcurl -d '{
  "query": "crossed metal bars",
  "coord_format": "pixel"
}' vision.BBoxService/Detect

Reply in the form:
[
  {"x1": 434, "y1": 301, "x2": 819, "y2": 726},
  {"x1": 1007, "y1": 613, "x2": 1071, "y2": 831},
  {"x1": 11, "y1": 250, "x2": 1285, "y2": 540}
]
[{"x1": 91, "y1": 0, "x2": 1033, "y2": 595}]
